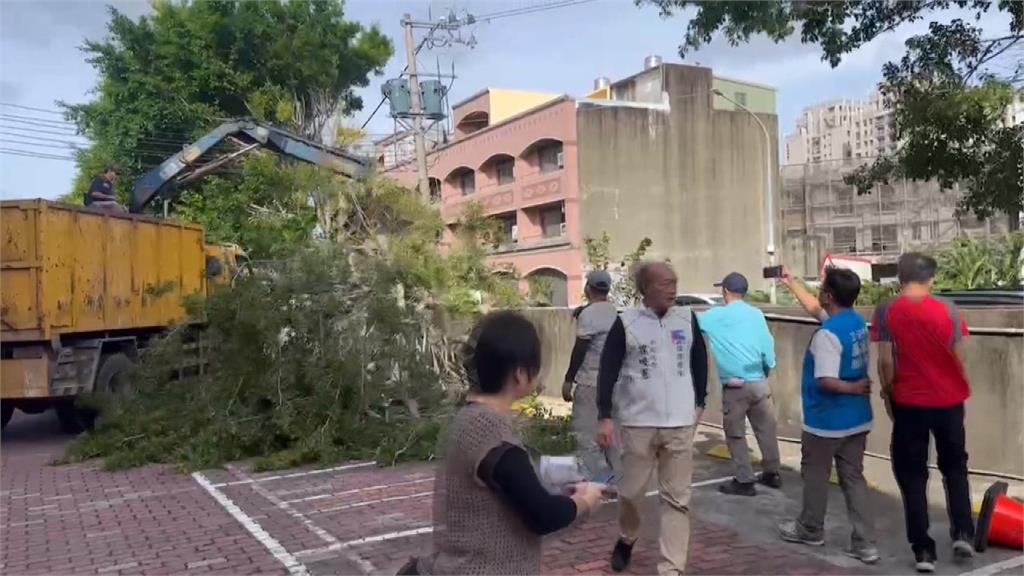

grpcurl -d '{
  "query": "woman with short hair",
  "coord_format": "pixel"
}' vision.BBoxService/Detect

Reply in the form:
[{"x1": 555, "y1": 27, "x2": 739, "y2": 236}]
[{"x1": 410, "y1": 310, "x2": 604, "y2": 575}]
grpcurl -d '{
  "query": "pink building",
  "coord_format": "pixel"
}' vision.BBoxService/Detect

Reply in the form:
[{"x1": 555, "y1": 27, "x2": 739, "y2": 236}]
[{"x1": 386, "y1": 89, "x2": 584, "y2": 306}]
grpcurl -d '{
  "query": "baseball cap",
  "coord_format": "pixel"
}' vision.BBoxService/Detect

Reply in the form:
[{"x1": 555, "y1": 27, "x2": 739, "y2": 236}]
[
  {"x1": 714, "y1": 272, "x2": 748, "y2": 294},
  {"x1": 586, "y1": 270, "x2": 612, "y2": 292}
]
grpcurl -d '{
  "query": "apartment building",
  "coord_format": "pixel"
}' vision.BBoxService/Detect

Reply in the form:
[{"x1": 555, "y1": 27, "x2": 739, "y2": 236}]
[
  {"x1": 784, "y1": 91, "x2": 896, "y2": 165},
  {"x1": 385, "y1": 61, "x2": 778, "y2": 306}
]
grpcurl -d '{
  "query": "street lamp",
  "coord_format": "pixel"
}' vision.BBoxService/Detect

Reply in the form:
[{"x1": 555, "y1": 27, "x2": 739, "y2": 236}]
[{"x1": 712, "y1": 88, "x2": 777, "y2": 304}]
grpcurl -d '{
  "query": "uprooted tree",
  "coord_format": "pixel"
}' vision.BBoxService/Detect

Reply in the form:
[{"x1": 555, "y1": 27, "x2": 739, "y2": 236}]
[
  {"x1": 65, "y1": 180, "x2": 569, "y2": 471},
  {"x1": 640, "y1": 0, "x2": 1024, "y2": 219}
]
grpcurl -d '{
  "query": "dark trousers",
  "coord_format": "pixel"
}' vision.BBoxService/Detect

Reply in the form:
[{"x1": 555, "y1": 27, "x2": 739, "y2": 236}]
[{"x1": 891, "y1": 402, "x2": 974, "y2": 555}]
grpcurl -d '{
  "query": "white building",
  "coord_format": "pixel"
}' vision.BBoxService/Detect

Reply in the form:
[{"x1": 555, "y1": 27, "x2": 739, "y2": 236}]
[{"x1": 783, "y1": 91, "x2": 896, "y2": 165}]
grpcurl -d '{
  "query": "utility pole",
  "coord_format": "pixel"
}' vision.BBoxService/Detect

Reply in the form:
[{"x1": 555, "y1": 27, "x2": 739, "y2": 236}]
[
  {"x1": 403, "y1": 14, "x2": 430, "y2": 200},
  {"x1": 712, "y1": 88, "x2": 777, "y2": 303}
]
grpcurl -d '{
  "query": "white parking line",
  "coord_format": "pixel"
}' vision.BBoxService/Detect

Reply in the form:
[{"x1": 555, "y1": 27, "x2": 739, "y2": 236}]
[
  {"x1": 958, "y1": 555, "x2": 1024, "y2": 576},
  {"x1": 310, "y1": 491, "x2": 433, "y2": 515},
  {"x1": 292, "y1": 474, "x2": 737, "y2": 558},
  {"x1": 211, "y1": 461, "x2": 376, "y2": 487},
  {"x1": 230, "y1": 465, "x2": 377, "y2": 575},
  {"x1": 283, "y1": 477, "x2": 433, "y2": 504},
  {"x1": 192, "y1": 471, "x2": 309, "y2": 576}
]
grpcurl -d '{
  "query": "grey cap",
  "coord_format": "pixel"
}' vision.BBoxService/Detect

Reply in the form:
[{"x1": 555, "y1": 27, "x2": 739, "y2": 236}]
[
  {"x1": 586, "y1": 269, "x2": 612, "y2": 292},
  {"x1": 713, "y1": 272, "x2": 748, "y2": 294}
]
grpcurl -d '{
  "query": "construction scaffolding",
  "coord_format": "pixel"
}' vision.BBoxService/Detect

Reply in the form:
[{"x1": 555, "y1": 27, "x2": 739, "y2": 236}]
[{"x1": 781, "y1": 158, "x2": 1010, "y2": 279}]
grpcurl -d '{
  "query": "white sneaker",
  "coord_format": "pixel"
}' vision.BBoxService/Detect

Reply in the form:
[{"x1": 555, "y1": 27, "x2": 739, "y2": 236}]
[
  {"x1": 953, "y1": 539, "x2": 976, "y2": 560},
  {"x1": 845, "y1": 545, "x2": 880, "y2": 564}
]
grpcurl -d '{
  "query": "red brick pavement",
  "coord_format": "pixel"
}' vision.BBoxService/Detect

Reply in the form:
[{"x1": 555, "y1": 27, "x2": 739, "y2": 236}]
[
  {"x1": 344, "y1": 512, "x2": 851, "y2": 576},
  {"x1": 1, "y1": 430, "x2": 284, "y2": 576},
  {"x1": 3, "y1": 419, "x2": 850, "y2": 576}
]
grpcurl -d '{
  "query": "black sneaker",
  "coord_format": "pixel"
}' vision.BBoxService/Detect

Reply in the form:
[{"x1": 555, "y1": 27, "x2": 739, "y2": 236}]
[
  {"x1": 718, "y1": 479, "x2": 757, "y2": 497},
  {"x1": 914, "y1": 549, "x2": 936, "y2": 573},
  {"x1": 611, "y1": 538, "x2": 635, "y2": 573},
  {"x1": 757, "y1": 471, "x2": 783, "y2": 489}
]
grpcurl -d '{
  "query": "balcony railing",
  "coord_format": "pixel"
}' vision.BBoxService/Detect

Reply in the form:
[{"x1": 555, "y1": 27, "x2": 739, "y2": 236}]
[{"x1": 440, "y1": 170, "x2": 568, "y2": 222}]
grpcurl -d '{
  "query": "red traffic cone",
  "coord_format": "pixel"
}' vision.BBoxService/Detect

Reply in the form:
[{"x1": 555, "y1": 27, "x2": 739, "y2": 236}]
[{"x1": 975, "y1": 481, "x2": 1024, "y2": 552}]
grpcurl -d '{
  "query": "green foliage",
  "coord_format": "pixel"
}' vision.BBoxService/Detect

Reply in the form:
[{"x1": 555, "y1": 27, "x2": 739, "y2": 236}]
[
  {"x1": 856, "y1": 281, "x2": 898, "y2": 306},
  {"x1": 934, "y1": 233, "x2": 1024, "y2": 290},
  {"x1": 63, "y1": 182, "x2": 548, "y2": 471},
  {"x1": 514, "y1": 395, "x2": 575, "y2": 456},
  {"x1": 61, "y1": 0, "x2": 391, "y2": 215},
  {"x1": 640, "y1": 0, "x2": 1024, "y2": 216},
  {"x1": 582, "y1": 233, "x2": 653, "y2": 305},
  {"x1": 173, "y1": 155, "x2": 320, "y2": 258}
]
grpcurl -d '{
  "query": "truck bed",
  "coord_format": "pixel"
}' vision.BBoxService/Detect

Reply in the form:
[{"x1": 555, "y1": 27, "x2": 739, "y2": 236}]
[{"x1": 1, "y1": 200, "x2": 206, "y2": 342}]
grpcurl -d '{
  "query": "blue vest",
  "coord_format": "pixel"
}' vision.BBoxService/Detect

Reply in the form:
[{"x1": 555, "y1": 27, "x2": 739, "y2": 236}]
[{"x1": 801, "y1": 309, "x2": 873, "y2": 437}]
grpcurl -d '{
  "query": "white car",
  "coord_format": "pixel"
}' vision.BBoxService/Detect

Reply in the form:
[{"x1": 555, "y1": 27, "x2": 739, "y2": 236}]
[{"x1": 675, "y1": 293, "x2": 724, "y2": 307}]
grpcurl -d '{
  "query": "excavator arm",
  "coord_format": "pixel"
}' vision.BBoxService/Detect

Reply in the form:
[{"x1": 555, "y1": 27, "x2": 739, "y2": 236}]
[{"x1": 130, "y1": 119, "x2": 368, "y2": 213}]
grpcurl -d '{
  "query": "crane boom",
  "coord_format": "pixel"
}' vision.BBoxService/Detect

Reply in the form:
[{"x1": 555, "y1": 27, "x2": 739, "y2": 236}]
[{"x1": 130, "y1": 119, "x2": 368, "y2": 213}]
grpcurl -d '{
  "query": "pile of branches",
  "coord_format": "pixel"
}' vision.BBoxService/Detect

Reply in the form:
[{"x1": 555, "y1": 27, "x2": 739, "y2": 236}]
[{"x1": 66, "y1": 182, "x2": 570, "y2": 471}]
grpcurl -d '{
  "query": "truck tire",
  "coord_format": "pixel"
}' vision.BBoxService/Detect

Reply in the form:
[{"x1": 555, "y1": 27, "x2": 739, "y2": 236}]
[
  {"x1": 95, "y1": 353, "x2": 134, "y2": 396},
  {"x1": 56, "y1": 353, "x2": 135, "y2": 434},
  {"x1": 1, "y1": 402, "x2": 13, "y2": 430},
  {"x1": 56, "y1": 400, "x2": 85, "y2": 434}
]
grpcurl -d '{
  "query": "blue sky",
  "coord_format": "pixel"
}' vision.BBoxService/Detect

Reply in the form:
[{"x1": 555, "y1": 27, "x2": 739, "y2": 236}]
[{"x1": 0, "y1": 0, "x2": 1010, "y2": 200}]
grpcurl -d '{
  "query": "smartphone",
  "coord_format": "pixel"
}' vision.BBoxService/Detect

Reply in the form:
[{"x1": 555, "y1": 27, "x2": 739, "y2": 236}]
[{"x1": 762, "y1": 265, "x2": 784, "y2": 279}]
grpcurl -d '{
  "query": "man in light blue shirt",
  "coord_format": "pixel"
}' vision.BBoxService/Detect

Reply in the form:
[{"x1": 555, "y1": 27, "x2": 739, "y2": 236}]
[{"x1": 698, "y1": 272, "x2": 782, "y2": 496}]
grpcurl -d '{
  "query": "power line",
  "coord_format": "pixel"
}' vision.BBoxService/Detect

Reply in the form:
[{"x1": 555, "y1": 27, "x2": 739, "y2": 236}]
[
  {"x1": 0, "y1": 112, "x2": 77, "y2": 127},
  {"x1": 0, "y1": 137, "x2": 82, "y2": 150},
  {"x1": 0, "y1": 130, "x2": 86, "y2": 146},
  {"x1": 0, "y1": 102, "x2": 67, "y2": 116},
  {"x1": 477, "y1": 0, "x2": 597, "y2": 21},
  {"x1": 0, "y1": 147, "x2": 76, "y2": 161},
  {"x1": 0, "y1": 124, "x2": 88, "y2": 139}
]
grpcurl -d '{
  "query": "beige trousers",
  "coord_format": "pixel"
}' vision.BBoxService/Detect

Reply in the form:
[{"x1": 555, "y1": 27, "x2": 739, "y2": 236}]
[{"x1": 618, "y1": 425, "x2": 695, "y2": 576}]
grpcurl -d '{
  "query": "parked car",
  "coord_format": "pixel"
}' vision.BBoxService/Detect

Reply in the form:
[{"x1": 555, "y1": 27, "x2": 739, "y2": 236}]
[{"x1": 675, "y1": 293, "x2": 724, "y2": 307}]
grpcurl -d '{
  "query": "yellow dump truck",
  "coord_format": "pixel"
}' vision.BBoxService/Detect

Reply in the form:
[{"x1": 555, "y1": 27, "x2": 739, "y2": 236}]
[{"x1": 0, "y1": 200, "x2": 245, "y2": 431}]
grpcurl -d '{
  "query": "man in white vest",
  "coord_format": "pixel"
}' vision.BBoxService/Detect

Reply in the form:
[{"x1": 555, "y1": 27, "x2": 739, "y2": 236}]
[{"x1": 596, "y1": 261, "x2": 708, "y2": 576}]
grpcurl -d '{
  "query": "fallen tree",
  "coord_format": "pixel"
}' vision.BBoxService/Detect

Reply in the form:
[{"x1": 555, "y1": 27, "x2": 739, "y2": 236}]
[{"x1": 65, "y1": 179, "x2": 572, "y2": 471}]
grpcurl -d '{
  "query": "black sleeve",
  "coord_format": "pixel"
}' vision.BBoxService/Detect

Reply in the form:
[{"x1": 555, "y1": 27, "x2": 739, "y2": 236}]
[
  {"x1": 597, "y1": 316, "x2": 626, "y2": 419},
  {"x1": 563, "y1": 337, "x2": 589, "y2": 383},
  {"x1": 690, "y1": 311, "x2": 708, "y2": 409},
  {"x1": 88, "y1": 177, "x2": 103, "y2": 195},
  {"x1": 477, "y1": 442, "x2": 578, "y2": 535}
]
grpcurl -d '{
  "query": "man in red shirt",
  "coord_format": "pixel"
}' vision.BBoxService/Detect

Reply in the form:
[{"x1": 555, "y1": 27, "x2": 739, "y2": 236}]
[{"x1": 871, "y1": 253, "x2": 973, "y2": 574}]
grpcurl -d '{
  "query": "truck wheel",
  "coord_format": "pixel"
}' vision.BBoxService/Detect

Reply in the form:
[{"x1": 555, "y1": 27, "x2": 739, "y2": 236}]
[
  {"x1": 95, "y1": 353, "x2": 134, "y2": 396},
  {"x1": 56, "y1": 400, "x2": 86, "y2": 434},
  {"x1": 1, "y1": 402, "x2": 13, "y2": 430},
  {"x1": 90, "y1": 353, "x2": 135, "y2": 429}
]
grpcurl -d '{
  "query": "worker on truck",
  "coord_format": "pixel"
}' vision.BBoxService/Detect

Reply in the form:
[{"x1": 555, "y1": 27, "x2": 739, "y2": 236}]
[{"x1": 85, "y1": 166, "x2": 126, "y2": 212}]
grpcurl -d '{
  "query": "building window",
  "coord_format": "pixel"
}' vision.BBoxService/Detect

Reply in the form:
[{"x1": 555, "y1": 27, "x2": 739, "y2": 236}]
[
  {"x1": 497, "y1": 212, "x2": 517, "y2": 246},
  {"x1": 540, "y1": 204, "x2": 565, "y2": 238},
  {"x1": 734, "y1": 91, "x2": 747, "y2": 107},
  {"x1": 429, "y1": 177, "x2": 442, "y2": 203},
  {"x1": 833, "y1": 187, "x2": 854, "y2": 215},
  {"x1": 496, "y1": 158, "x2": 515, "y2": 185},
  {"x1": 538, "y1": 142, "x2": 564, "y2": 174},
  {"x1": 880, "y1": 184, "x2": 898, "y2": 212},
  {"x1": 459, "y1": 170, "x2": 475, "y2": 195},
  {"x1": 870, "y1": 224, "x2": 898, "y2": 252},
  {"x1": 912, "y1": 224, "x2": 922, "y2": 241},
  {"x1": 832, "y1": 226, "x2": 857, "y2": 253}
]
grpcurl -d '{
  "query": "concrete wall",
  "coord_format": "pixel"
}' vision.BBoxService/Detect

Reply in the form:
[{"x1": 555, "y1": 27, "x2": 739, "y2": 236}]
[
  {"x1": 520, "y1": 306, "x2": 1024, "y2": 477},
  {"x1": 711, "y1": 77, "x2": 777, "y2": 115},
  {"x1": 576, "y1": 64, "x2": 781, "y2": 295}
]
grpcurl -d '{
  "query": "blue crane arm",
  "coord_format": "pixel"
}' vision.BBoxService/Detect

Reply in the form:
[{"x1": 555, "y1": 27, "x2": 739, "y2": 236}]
[{"x1": 130, "y1": 119, "x2": 368, "y2": 213}]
